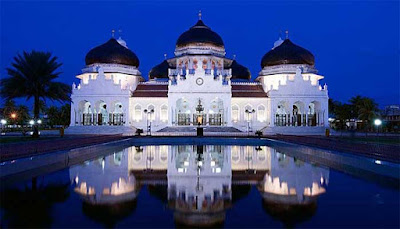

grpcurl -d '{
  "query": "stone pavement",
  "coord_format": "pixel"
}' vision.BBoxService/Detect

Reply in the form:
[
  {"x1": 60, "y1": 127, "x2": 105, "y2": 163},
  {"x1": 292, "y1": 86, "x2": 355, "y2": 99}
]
[
  {"x1": 0, "y1": 135, "x2": 126, "y2": 162},
  {"x1": 268, "y1": 135, "x2": 400, "y2": 163}
]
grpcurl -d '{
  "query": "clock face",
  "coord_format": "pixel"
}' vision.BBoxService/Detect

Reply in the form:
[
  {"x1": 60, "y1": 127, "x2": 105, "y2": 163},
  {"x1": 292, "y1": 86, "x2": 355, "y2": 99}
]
[{"x1": 196, "y1": 77, "x2": 204, "y2": 85}]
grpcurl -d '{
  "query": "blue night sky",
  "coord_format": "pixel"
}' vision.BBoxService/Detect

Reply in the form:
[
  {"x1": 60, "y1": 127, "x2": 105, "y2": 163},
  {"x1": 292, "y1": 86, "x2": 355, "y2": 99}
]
[{"x1": 1, "y1": 0, "x2": 399, "y2": 108}]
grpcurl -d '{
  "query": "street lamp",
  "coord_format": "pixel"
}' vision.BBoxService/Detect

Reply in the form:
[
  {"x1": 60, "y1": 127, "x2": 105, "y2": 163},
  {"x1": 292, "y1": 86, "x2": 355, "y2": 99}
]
[
  {"x1": 1, "y1": 119, "x2": 6, "y2": 135},
  {"x1": 143, "y1": 109, "x2": 154, "y2": 136},
  {"x1": 37, "y1": 119, "x2": 42, "y2": 124},
  {"x1": 245, "y1": 109, "x2": 255, "y2": 135},
  {"x1": 29, "y1": 120, "x2": 35, "y2": 125},
  {"x1": 374, "y1": 119, "x2": 382, "y2": 136}
]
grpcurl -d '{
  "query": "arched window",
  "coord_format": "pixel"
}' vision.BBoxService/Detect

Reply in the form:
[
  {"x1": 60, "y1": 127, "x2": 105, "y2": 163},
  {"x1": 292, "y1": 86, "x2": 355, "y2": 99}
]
[
  {"x1": 134, "y1": 104, "x2": 142, "y2": 121},
  {"x1": 232, "y1": 105, "x2": 239, "y2": 122},
  {"x1": 147, "y1": 105, "x2": 155, "y2": 121},
  {"x1": 160, "y1": 104, "x2": 168, "y2": 122},
  {"x1": 257, "y1": 105, "x2": 266, "y2": 122}
]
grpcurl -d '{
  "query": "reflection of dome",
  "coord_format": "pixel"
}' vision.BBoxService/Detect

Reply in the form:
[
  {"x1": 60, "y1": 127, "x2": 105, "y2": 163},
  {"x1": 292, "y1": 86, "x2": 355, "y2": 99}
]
[
  {"x1": 85, "y1": 38, "x2": 140, "y2": 67},
  {"x1": 176, "y1": 19, "x2": 224, "y2": 48},
  {"x1": 261, "y1": 39, "x2": 314, "y2": 68},
  {"x1": 261, "y1": 195, "x2": 317, "y2": 227},
  {"x1": 174, "y1": 211, "x2": 225, "y2": 228},
  {"x1": 82, "y1": 199, "x2": 137, "y2": 228}
]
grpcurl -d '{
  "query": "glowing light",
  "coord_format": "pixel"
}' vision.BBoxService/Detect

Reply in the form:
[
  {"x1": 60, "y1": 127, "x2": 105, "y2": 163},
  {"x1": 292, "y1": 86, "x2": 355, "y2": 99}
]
[
  {"x1": 375, "y1": 160, "x2": 382, "y2": 165},
  {"x1": 215, "y1": 167, "x2": 221, "y2": 173},
  {"x1": 374, "y1": 119, "x2": 382, "y2": 126},
  {"x1": 37, "y1": 120, "x2": 42, "y2": 124},
  {"x1": 210, "y1": 161, "x2": 216, "y2": 166},
  {"x1": 0, "y1": 119, "x2": 6, "y2": 125},
  {"x1": 75, "y1": 176, "x2": 79, "y2": 184},
  {"x1": 328, "y1": 118, "x2": 334, "y2": 122},
  {"x1": 183, "y1": 161, "x2": 189, "y2": 166},
  {"x1": 10, "y1": 113, "x2": 17, "y2": 119},
  {"x1": 29, "y1": 120, "x2": 35, "y2": 125}
]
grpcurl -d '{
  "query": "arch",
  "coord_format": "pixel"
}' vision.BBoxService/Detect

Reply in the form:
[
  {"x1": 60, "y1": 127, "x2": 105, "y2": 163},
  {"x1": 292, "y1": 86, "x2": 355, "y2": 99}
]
[
  {"x1": 160, "y1": 104, "x2": 168, "y2": 122},
  {"x1": 209, "y1": 98, "x2": 224, "y2": 125},
  {"x1": 146, "y1": 104, "x2": 155, "y2": 121},
  {"x1": 244, "y1": 104, "x2": 254, "y2": 122},
  {"x1": 109, "y1": 101, "x2": 124, "y2": 125},
  {"x1": 293, "y1": 101, "x2": 305, "y2": 126},
  {"x1": 95, "y1": 100, "x2": 108, "y2": 125},
  {"x1": 134, "y1": 104, "x2": 142, "y2": 121},
  {"x1": 176, "y1": 98, "x2": 191, "y2": 125},
  {"x1": 308, "y1": 101, "x2": 322, "y2": 126},
  {"x1": 231, "y1": 104, "x2": 239, "y2": 122},
  {"x1": 275, "y1": 101, "x2": 289, "y2": 126},
  {"x1": 257, "y1": 104, "x2": 266, "y2": 122},
  {"x1": 79, "y1": 100, "x2": 92, "y2": 125}
]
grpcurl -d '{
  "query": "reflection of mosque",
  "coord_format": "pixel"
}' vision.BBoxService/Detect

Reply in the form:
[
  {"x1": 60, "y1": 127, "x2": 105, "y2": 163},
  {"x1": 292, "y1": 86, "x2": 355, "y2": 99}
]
[{"x1": 70, "y1": 145, "x2": 329, "y2": 227}]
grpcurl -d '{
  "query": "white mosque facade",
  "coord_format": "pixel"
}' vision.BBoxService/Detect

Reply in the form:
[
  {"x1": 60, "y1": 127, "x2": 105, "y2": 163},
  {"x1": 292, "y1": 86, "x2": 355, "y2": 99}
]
[{"x1": 70, "y1": 14, "x2": 329, "y2": 135}]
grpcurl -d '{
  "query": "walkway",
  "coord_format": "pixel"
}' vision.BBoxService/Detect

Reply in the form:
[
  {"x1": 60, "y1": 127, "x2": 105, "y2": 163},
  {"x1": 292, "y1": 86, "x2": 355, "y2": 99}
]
[
  {"x1": 268, "y1": 135, "x2": 400, "y2": 163},
  {"x1": 0, "y1": 135, "x2": 126, "y2": 162}
]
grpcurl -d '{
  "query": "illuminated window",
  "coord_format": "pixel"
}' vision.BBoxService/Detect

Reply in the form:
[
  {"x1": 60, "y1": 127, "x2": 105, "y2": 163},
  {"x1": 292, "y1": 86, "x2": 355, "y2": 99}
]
[
  {"x1": 160, "y1": 105, "x2": 168, "y2": 122},
  {"x1": 232, "y1": 105, "x2": 239, "y2": 122},
  {"x1": 134, "y1": 104, "x2": 142, "y2": 121},
  {"x1": 257, "y1": 105, "x2": 266, "y2": 122}
]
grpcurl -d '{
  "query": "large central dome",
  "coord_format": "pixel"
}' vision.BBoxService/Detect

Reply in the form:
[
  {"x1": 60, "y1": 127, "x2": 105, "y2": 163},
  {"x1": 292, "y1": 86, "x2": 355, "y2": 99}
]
[
  {"x1": 85, "y1": 38, "x2": 140, "y2": 67},
  {"x1": 176, "y1": 19, "x2": 224, "y2": 48}
]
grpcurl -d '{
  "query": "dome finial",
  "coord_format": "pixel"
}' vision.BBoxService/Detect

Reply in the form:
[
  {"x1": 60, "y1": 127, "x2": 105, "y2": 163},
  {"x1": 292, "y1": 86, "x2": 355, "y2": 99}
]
[
  {"x1": 118, "y1": 28, "x2": 122, "y2": 39},
  {"x1": 164, "y1": 53, "x2": 167, "y2": 60},
  {"x1": 198, "y1": 10, "x2": 202, "y2": 20},
  {"x1": 111, "y1": 29, "x2": 115, "y2": 38},
  {"x1": 233, "y1": 54, "x2": 236, "y2": 60},
  {"x1": 279, "y1": 30, "x2": 283, "y2": 39},
  {"x1": 285, "y1": 30, "x2": 289, "y2": 39}
]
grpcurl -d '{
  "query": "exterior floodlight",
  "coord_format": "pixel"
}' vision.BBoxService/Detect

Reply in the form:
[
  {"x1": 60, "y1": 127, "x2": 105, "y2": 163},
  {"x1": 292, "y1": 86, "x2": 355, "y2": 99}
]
[
  {"x1": 1, "y1": 119, "x2": 6, "y2": 125},
  {"x1": 29, "y1": 120, "x2": 35, "y2": 125},
  {"x1": 10, "y1": 113, "x2": 17, "y2": 119},
  {"x1": 328, "y1": 118, "x2": 334, "y2": 122},
  {"x1": 37, "y1": 120, "x2": 42, "y2": 124},
  {"x1": 374, "y1": 119, "x2": 382, "y2": 126}
]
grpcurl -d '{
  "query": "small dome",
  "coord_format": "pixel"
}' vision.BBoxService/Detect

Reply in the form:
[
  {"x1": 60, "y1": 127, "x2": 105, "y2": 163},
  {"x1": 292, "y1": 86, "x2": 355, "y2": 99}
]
[
  {"x1": 149, "y1": 60, "x2": 170, "y2": 80},
  {"x1": 230, "y1": 60, "x2": 251, "y2": 80},
  {"x1": 85, "y1": 38, "x2": 139, "y2": 67},
  {"x1": 176, "y1": 20, "x2": 224, "y2": 48},
  {"x1": 261, "y1": 39, "x2": 314, "y2": 68}
]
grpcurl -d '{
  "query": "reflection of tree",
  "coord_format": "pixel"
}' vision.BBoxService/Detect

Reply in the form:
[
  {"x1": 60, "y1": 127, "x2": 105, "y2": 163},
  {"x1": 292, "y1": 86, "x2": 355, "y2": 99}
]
[
  {"x1": 231, "y1": 185, "x2": 251, "y2": 203},
  {"x1": 147, "y1": 184, "x2": 168, "y2": 204},
  {"x1": 0, "y1": 178, "x2": 70, "y2": 228},
  {"x1": 82, "y1": 199, "x2": 137, "y2": 228},
  {"x1": 262, "y1": 198, "x2": 317, "y2": 228}
]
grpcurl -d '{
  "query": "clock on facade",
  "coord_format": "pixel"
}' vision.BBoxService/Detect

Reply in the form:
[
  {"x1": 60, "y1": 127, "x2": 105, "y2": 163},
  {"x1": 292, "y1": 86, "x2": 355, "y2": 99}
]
[{"x1": 196, "y1": 77, "x2": 204, "y2": 85}]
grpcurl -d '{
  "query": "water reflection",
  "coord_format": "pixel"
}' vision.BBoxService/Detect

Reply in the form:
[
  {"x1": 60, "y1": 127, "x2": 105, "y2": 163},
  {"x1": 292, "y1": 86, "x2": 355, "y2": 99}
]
[{"x1": 68, "y1": 145, "x2": 329, "y2": 227}]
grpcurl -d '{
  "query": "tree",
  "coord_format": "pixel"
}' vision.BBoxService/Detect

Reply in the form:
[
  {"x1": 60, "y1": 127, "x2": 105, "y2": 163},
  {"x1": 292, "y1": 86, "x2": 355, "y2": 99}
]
[
  {"x1": 0, "y1": 100, "x2": 30, "y2": 125},
  {"x1": 350, "y1": 95, "x2": 379, "y2": 131},
  {"x1": 0, "y1": 51, "x2": 71, "y2": 137},
  {"x1": 45, "y1": 104, "x2": 70, "y2": 128}
]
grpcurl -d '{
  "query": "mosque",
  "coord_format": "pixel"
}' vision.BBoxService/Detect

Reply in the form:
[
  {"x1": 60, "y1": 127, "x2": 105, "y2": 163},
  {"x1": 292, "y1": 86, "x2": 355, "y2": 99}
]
[{"x1": 69, "y1": 12, "x2": 329, "y2": 135}]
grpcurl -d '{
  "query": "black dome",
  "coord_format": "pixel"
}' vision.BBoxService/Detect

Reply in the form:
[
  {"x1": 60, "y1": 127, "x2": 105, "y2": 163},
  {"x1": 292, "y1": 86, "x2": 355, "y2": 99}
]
[
  {"x1": 261, "y1": 39, "x2": 314, "y2": 68},
  {"x1": 149, "y1": 60, "x2": 170, "y2": 79},
  {"x1": 85, "y1": 38, "x2": 140, "y2": 67},
  {"x1": 176, "y1": 20, "x2": 224, "y2": 47},
  {"x1": 230, "y1": 60, "x2": 251, "y2": 80}
]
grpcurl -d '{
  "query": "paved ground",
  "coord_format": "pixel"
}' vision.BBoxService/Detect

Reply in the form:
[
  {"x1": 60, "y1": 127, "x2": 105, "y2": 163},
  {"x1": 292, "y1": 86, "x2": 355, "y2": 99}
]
[
  {"x1": 157, "y1": 126, "x2": 242, "y2": 132},
  {"x1": 268, "y1": 135, "x2": 400, "y2": 163},
  {"x1": 0, "y1": 135, "x2": 126, "y2": 162}
]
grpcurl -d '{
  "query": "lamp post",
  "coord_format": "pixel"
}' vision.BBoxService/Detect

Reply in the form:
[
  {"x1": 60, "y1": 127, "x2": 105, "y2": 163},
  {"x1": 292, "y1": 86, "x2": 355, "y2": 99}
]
[
  {"x1": 195, "y1": 99, "x2": 204, "y2": 126},
  {"x1": 245, "y1": 109, "x2": 255, "y2": 135},
  {"x1": 143, "y1": 109, "x2": 154, "y2": 136},
  {"x1": 1, "y1": 119, "x2": 6, "y2": 135},
  {"x1": 374, "y1": 119, "x2": 382, "y2": 137}
]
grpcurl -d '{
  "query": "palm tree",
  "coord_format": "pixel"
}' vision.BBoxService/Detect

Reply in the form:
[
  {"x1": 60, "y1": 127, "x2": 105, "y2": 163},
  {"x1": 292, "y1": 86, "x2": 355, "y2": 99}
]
[
  {"x1": 0, "y1": 51, "x2": 71, "y2": 137},
  {"x1": 357, "y1": 97, "x2": 379, "y2": 132}
]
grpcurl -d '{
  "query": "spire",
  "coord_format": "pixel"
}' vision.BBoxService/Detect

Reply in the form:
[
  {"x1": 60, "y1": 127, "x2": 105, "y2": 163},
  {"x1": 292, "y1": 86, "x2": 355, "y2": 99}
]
[
  {"x1": 164, "y1": 53, "x2": 167, "y2": 60},
  {"x1": 111, "y1": 29, "x2": 115, "y2": 38},
  {"x1": 118, "y1": 29, "x2": 122, "y2": 39},
  {"x1": 279, "y1": 30, "x2": 283, "y2": 39},
  {"x1": 198, "y1": 10, "x2": 202, "y2": 20},
  {"x1": 285, "y1": 30, "x2": 289, "y2": 39},
  {"x1": 233, "y1": 54, "x2": 236, "y2": 60}
]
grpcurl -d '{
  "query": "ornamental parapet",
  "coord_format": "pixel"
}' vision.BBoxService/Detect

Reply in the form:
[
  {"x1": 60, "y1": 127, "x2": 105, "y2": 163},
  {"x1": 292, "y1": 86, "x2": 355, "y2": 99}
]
[{"x1": 259, "y1": 64, "x2": 318, "y2": 76}]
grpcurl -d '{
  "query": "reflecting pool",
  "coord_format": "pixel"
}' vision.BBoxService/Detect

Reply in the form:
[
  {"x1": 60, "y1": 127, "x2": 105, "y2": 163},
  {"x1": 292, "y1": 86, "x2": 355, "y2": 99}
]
[{"x1": 1, "y1": 144, "x2": 399, "y2": 228}]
